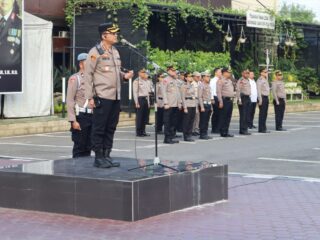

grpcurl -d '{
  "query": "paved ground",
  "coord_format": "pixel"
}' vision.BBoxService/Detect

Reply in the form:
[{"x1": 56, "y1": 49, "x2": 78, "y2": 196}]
[{"x1": 0, "y1": 111, "x2": 320, "y2": 239}]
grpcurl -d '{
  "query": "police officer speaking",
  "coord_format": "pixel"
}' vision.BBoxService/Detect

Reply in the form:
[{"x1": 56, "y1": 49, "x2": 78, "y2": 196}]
[
  {"x1": 67, "y1": 53, "x2": 93, "y2": 158},
  {"x1": 84, "y1": 22, "x2": 134, "y2": 168}
]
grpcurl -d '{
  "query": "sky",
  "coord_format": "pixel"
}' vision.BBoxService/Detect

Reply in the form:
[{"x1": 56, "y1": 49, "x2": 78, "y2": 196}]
[{"x1": 281, "y1": 0, "x2": 320, "y2": 21}]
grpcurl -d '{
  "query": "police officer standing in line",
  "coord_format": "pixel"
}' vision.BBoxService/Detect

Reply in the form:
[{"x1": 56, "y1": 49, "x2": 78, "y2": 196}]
[
  {"x1": 272, "y1": 70, "x2": 287, "y2": 131},
  {"x1": 84, "y1": 23, "x2": 134, "y2": 168},
  {"x1": 176, "y1": 71, "x2": 186, "y2": 133},
  {"x1": 145, "y1": 75, "x2": 154, "y2": 125},
  {"x1": 236, "y1": 69, "x2": 251, "y2": 135},
  {"x1": 248, "y1": 71, "x2": 258, "y2": 129},
  {"x1": 67, "y1": 53, "x2": 93, "y2": 158},
  {"x1": 257, "y1": 68, "x2": 270, "y2": 133},
  {"x1": 181, "y1": 72, "x2": 198, "y2": 142},
  {"x1": 0, "y1": 0, "x2": 22, "y2": 67},
  {"x1": 199, "y1": 71, "x2": 213, "y2": 140},
  {"x1": 133, "y1": 69, "x2": 151, "y2": 137},
  {"x1": 210, "y1": 68, "x2": 222, "y2": 134},
  {"x1": 217, "y1": 68, "x2": 235, "y2": 138},
  {"x1": 155, "y1": 72, "x2": 166, "y2": 134},
  {"x1": 192, "y1": 71, "x2": 201, "y2": 136},
  {"x1": 161, "y1": 66, "x2": 182, "y2": 144}
]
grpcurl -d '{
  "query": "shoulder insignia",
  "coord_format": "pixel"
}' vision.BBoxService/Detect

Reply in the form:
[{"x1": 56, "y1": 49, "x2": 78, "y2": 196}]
[{"x1": 91, "y1": 55, "x2": 97, "y2": 61}]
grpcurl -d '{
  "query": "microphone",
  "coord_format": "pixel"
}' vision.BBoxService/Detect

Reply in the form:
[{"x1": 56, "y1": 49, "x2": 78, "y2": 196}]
[{"x1": 121, "y1": 38, "x2": 137, "y2": 49}]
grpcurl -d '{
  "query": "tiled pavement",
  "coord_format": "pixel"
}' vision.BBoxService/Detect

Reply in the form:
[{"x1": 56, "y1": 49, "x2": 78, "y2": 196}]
[{"x1": 1, "y1": 174, "x2": 320, "y2": 240}]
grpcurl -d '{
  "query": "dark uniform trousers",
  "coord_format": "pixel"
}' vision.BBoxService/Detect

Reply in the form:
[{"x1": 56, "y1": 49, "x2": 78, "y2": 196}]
[
  {"x1": 136, "y1": 97, "x2": 148, "y2": 135},
  {"x1": 199, "y1": 104, "x2": 212, "y2": 137},
  {"x1": 183, "y1": 107, "x2": 196, "y2": 138},
  {"x1": 156, "y1": 107, "x2": 164, "y2": 132},
  {"x1": 238, "y1": 95, "x2": 251, "y2": 133},
  {"x1": 163, "y1": 107, "x2": 179, "y2": 140},
  {"x1": 248, "y1": 102, "x2": 257, "y2": 128},
  {"x1": 273, "y1": 98, "x2": 285, "y2": 130},
  {"x1": 176, "y1": 109, "x2": 184, "y2": 132},
  {"x1": 219, "y1": 97, "x2": 233, "y2": 136},
  {"x1": 71, "y1": 112, "x2": 92, "y2": 158},
  {"x1": 91, "y1": 98, "x2": 120, "y2": 152},
  {"x1": 211, "y1": 96, "x2": 220, "y2": 132},
  {"x1": 258, "y1": 96, "x2": 269, "y2": 132}
]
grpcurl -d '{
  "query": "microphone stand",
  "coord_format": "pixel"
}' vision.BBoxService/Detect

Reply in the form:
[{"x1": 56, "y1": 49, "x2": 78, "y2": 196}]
[{"x1": 125, "y1": 43, "x2": 179, "y2": 173}]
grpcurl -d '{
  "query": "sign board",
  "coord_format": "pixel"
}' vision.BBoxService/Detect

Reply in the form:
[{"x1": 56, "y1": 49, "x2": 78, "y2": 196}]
[
  {"x1": 246, "y1": 10, "x2": 275, "y2": 30},
  {"x1": 0, "y1": 0, "x2": 23, "y2": 94}
]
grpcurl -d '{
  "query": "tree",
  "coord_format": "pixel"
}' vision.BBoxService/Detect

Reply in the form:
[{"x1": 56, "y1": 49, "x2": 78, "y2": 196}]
[{"x1": 279, "y1": 3, "x2": 317, "y2": 24}]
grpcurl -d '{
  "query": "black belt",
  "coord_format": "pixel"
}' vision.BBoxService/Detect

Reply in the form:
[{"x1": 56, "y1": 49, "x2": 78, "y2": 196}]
[
  {"x1": 185, "y1": 97, "x2": 197, "y2": 100},
  {"x1": 241, "y1": 94, "x2": 250, "y2": 97},
  {"x1": 138, "y1": 96, "x2": 148, "y2": 99},
  {"x1": 158, "y1": 97, "x2": 163, "y2": 100},
  {"x1": 222, "y1": 97, "x2": 234, "y2": 101},
  {"x1": 262, "y1": 95, "x2": 269, "y2": 98}
]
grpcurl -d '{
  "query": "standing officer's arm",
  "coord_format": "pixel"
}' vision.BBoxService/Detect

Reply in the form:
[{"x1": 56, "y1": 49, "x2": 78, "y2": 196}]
[
  {"x1": 161, "y1": 80, "x2": 169, "y2": 109},
  {"x1": 132, "y1": 80, "x2": 140, "y2": 108},
  {"x1": 217, "y1": 80, "x2": 223, "y2": 108},
  {"x1": 181, "y1": 85, "x2": 187, "y2": 113},
  {"x1": 84, "y1": 51, "x2": 98, "y2": 108},
  {"x1": 236, "y1": 80, "x2": 242, "y2": 105},
  {"x1": 257, "y1": 80, "x2": 262, "y2": 106},
  {"x1": 66, "y1": 76, "x2": 81, "y2": 130},
  {"x1": 272, "y1": 82, "x2": 279, "y2": 105},
  {"x1": 199, "y1": 85, "x2": 205, "y2": 112}
]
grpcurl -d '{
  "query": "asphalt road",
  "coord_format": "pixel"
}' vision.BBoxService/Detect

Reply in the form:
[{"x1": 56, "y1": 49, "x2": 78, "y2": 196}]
[{"x1": 0, "y1": 111, "x2": 319, "y2": 179}]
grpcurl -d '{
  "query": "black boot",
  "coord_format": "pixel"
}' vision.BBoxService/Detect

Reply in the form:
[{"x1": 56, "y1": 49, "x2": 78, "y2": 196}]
[
  {"x1": 94, "y1": 149, "x2": 111, "y2": 168},
  {"x1": 103, "y1": 148, "x2": 120, "y2": 167}
]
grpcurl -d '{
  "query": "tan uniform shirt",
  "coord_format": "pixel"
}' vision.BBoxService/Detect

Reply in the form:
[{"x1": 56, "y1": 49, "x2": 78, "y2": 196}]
[
  {"x1": 133, "y1": 77, "x2": 150, "y2": 105},
  {"x1": 257, "y1": 76, "x2": 270, "y2": 103},
  {"x1": 191, "y1": 81, "x2": 200, "y2": 99},
  {"x1": 236, "y1": 77, "x2": 251, "y2": 102},
  {"x1": 181, "y1": 82, "x2": 198, "y2": 109},
  {"x1": 156, "y1": 82, "x2": 164, "y2": 108},
  {"x1": 161, "y1": 75, "x2": 182, "y2": 108},
  {"x1": 217, "y1": 77, "x2": 235, "y2": 103},
  {"x1": 199, "y1": 82, "x2": 213, "y2": 110},
  {"x1": 66, "y1": 72, "x2": 91, "y2": 122},
  {"x1": 84, "y1": 43, "x2": 125, "y2": 100},
  {"x1": 272, "y1": 80, "x2": 286, "y2": 104}
]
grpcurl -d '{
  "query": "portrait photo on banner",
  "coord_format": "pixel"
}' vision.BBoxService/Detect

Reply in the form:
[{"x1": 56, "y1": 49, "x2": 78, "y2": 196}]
[{"x1": 0, "y1": 0, "x2": 23, "y2": 94}]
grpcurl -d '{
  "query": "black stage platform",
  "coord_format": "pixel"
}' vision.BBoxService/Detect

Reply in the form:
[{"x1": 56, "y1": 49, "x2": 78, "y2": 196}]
[{"x1": 0, "y1": 157, "x2": 228, "y2": 221}]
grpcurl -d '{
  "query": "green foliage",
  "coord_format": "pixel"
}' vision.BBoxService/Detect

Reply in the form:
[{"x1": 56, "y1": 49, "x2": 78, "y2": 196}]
[
  {"x1": 53, "y1": 66, "x2": 76, "y2": 92},
  {"x1": 146, "y1": 47, "x2": 230, "y2": 72},
  {"x1": 54, "y1": 104, "x2": 64, "y2": 114},
  {"x1": 296, "y1": 67, "x2": 320, "y2": 94},
  {"x1": 279, "y1": 3, "x2": 317, "y2": 24}
]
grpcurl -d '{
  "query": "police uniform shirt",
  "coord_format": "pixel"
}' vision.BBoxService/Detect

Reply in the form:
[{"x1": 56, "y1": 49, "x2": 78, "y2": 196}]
[
  {"x1": 66, "y1": 72, "x2": 91, "y2": 122},
  {"x1": 217, "y1": 77, "x2": 234, "y2": 103},
  {"x1": 199, "y1": 82, "x2": 213, "y2": 110},
  {"x1": 272, "y1": 80, "x2": 286, "y2": 104},
  {"x1": 161, "y1": 75, "x2": 182, "y2": 108},
  {"x1": 0, "y1": 10, "x2": 22, "y2": 67},
  {"x1": 156, "y1": 82, "x2": 164, "y2": 108},
  {"x1": 84, "y1": 44, "x2": 125, "y2": 100},
  {"x1": 133, "y1": 77, "x2": 150, "y2": 105},
  {"x1": 236, "y1": 77, "x2": 251, "y2": 102},
  {"x1": 181, "y1": 82, "x2": 198, "y2": 109},
  {"x1": 257, "y1": 77, "x2": 270, "y2": 102}
]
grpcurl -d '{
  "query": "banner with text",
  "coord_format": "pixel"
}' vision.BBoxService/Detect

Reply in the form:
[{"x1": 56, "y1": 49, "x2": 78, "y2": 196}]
[
  {"x1": 246, "y1": 10, "x2": 275, "y2": 30},
  {"x1": 0, "y1": 0, "x2": 23, "y2": 94}
]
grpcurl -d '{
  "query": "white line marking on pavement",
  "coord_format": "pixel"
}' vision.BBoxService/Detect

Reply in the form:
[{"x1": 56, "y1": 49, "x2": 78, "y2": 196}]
[
  {"x1": 230, "y1": 172, "x2": 320, "y2": 183},
  {"x1": 114, "y1": 138, "x2": 155, "y2": 142},
  {"x1": 258, "y1": 157, "x2": 320, "y2": 164},
  {"x1": 0, "y1": 142, "x2": 131, "y2": 152},
  {"x1": 137, "y1": 144, "x2": 167, "y2": 149},
  {"x1": 313, "y1": 148, "x2": 320, "y2": 150},
  {"x1": 0, "y1": 155, "x2": 51, "y2": 161}
]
